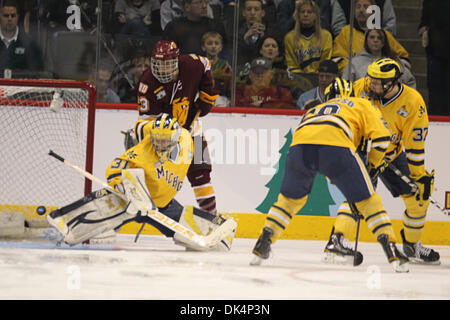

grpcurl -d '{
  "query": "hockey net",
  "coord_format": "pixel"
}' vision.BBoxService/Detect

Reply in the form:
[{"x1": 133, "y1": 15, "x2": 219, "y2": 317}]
[{"x1": 0, "y1": 79, "x2": 96, "y2": 237}]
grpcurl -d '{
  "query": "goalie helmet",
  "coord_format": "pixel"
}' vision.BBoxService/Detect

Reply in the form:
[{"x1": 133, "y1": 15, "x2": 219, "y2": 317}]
[
  {"x1": 151, "y1": 40, "x2": 180, "y2": 84},
  {"x1": 324, "y1": 77, "x2": 354, "y2": 100},
  {"x1": 150, "y1": 113, "x2": 182, "y2": 157},
  {"x1": 367, "y1": 58, "x2": 402, "y2": 98}
]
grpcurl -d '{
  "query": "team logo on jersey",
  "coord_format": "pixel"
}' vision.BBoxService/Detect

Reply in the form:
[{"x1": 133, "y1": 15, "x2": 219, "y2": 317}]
[
  {"x1": 154, "y1": 86, "x2": 166, "y2": 100},
  {"x1": 418, "y1": 105, "x2": 426, "y2": 118},
  {"x1": 397, "y1": 106, "x2": 409, "y2": 118},
  {"x1": 126, "y1": 150, "x2": 138, "y2": 159},
  {"x1": 390, "y1": 132, "x2": 401, "y2": 145}
]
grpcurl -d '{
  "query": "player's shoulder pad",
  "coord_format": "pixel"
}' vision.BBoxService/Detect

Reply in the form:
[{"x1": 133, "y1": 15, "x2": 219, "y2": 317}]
[
  {"x1": 181, "y1": 54, "x2": 211, "y2": 72},
  {"x1": 398, "y1": 84, "x2": 428, "y2": 119}
]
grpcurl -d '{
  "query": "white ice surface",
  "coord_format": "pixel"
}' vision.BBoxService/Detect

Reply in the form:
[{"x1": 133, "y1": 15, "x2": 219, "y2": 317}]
[{"x1": 0, "y1": 234, "x2": 449, "y2": 300}]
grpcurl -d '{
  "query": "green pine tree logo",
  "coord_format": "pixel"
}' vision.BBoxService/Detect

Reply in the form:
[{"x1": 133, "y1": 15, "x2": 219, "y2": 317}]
[{"x1": 256, "y1": 129, "x2": 336, "y2": 216}]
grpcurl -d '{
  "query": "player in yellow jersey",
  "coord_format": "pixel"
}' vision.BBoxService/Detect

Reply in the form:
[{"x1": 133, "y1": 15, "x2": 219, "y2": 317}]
[
  {"x1": 251, "y1": 78, "x2": 409, "y2": 272},
  {"x1": 325, "y1": 58, "x2": 440, "y2": 264},
  {"x1": 47, "y1": 114, "x2": 235, "y2": 251}
]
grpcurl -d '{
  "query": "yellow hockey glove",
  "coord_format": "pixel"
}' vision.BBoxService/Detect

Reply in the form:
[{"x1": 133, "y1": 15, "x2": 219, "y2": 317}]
[{"x1": 172, "y1": 97, "x2": 190, "y2": 126}]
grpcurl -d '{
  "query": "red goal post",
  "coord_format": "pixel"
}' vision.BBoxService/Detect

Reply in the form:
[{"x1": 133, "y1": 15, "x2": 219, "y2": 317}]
[{"x1": 0, "y1": 79, "x2": 96, "y2": 228}]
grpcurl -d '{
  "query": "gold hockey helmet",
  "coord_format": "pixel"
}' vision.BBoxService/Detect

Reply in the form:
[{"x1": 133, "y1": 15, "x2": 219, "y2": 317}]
[
  {"x1": 367, "y1": 58, "x2": 402, "y2": 82},
  {"x1": 324, "y1": 77, "x2": 354, "y2": 100}
]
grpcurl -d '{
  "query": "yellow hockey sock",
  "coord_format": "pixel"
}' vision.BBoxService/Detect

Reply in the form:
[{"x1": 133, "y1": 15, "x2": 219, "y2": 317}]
[
  {"x1": 401, "y1": 194, "x2": 428, "y2": 243},
  {"x1": 354, "y1": 193, "x2": 397, "y2": 242},
  {"x1": 334, "y1": 201, "x2": 358, "y2": 238},
  {"x1": 263, "y1": 193, "x2": 308, "y2": 244}
]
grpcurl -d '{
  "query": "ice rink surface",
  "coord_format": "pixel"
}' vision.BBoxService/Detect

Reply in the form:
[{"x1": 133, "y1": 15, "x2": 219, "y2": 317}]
[{"x1": 0, "y1": 234, "x2": 449, "y2": 301}]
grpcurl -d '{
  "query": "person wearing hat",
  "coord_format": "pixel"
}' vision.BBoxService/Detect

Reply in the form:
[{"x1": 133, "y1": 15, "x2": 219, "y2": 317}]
[
  {"x1": 235, "y1": 57, "x2": 295, "y2": 109},
  {"x1": 296, "y1": 59, "x2": 338, "y2": 109}
]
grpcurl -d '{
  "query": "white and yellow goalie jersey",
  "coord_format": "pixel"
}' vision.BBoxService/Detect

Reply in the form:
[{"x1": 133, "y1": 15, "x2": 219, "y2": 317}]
[
  {"x1": 292, "y1": 97, "x2": 391, "y2": 169},
  {"x1": 106, "y1": 127, "x2": 193, "y2": 208},
  {"x1": 354, "y1": 77, "x2": 429, "y2": 178}
]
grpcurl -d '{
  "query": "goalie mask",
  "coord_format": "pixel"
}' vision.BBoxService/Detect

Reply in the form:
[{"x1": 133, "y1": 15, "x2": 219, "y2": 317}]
[
  {"x1": 324, "y1": 77, "x2": 354, "y2": 100},
  {"x1": 150, "y1": 114, "x2": 182, "y2": 158},
  {"x1": 367, "y1": 58, "x2": 402, "y2": 99},
  {"x1": 151, "y1": 40, "x2": 180, "y2": 84}
]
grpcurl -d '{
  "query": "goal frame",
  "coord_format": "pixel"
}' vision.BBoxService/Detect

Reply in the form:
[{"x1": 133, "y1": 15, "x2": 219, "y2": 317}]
[{"x1": 0, "y1": 78, "x2": 97, "y2": 195}]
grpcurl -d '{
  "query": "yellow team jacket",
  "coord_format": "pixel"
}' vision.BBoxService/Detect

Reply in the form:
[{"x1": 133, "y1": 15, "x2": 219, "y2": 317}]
[
  {"x1": 292, "y1": 97, "x2": 391, "y2": 168},
  {"x1": 106, "y1": 127, "x2": 194, "y2": 208},
  {"x1": 353, "y1": 77, "x2": 429, "y2": 178},
  {"x1": 332, "y1": 25, "x2": 409, "y2": 73},
  {"x1": 284, "y1": 28, "x2": 333, "y2": 73}
]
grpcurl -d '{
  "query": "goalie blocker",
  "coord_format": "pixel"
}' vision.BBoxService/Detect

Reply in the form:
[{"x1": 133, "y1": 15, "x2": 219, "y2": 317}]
[{"x1": 46, "y1": 186, "x2": 235, "y2": 251}]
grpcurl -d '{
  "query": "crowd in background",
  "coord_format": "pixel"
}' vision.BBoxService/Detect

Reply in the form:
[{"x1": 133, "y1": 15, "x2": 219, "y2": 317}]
[{"x1": 0, "y1": 0, "x2": 448, "y2": 115}]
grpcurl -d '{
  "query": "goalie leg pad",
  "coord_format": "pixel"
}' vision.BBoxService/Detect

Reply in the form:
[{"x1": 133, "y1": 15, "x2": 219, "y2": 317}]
[
  {"x1": 47, "y1": 189, "x2": 129, "y2": 245},
  {"x1": 136, "y1": 200, "x2": 184, "y2": 237},
  {"x1": 174, "y1": 205, "x2": 236, "y2": 251}
]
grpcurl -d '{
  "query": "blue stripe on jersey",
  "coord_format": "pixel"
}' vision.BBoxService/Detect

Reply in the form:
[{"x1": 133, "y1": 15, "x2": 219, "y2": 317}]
[
  {"x1": 106, "y1": 172, "x2": 122, "y2": 181},
  {"x1": 297, "y1": 121, "x2": 351, "y2": 140}
]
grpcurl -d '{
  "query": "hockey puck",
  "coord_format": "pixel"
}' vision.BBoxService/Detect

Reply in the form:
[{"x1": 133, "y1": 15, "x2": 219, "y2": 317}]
[{"x1": 36, "y1": 206, "x2": 47, "y2": 215}]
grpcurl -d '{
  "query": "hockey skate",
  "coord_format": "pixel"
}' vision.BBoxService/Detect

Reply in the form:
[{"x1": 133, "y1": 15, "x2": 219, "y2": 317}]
[
  {"x1": 250, "y1": 227, "x2": 274, "y2": 266},
  {"x1": 377, "y1": 234, "x2": 409, "y2": 272},
  {"x1": 401, "y1": 229, "x2": 440, "y2": 265},
  {"x1": 323, "y1": 232, "x2": 363, "y2": 266}
]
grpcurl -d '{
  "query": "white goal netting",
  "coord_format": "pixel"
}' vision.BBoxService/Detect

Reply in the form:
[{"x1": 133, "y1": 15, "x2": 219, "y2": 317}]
[{"x1": 0, "y1": 79, "x2": 96, "y2": 229}]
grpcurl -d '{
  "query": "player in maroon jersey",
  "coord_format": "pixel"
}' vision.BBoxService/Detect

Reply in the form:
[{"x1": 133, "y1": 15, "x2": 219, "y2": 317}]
[{"x1": 132, "y1": 40, "x2": 219, "y2": 214}]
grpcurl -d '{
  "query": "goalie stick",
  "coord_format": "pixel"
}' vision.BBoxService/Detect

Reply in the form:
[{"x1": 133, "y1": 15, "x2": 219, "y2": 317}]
[
  {"x1": 48, "y1": 150, "x2": 237, "y2": 248},
  {"x1": 384, "y1": 159, "x2": 449, "y2": 216}
]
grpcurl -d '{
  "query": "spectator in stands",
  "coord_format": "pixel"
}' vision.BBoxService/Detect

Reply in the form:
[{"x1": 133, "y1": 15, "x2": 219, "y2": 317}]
[
  {"x1": 418, "y1": 0, "x2": 450, "y2": 116},
  {"x1": 237, "y1": 0, "x2": 279, "y2": 67},
  {"x1": 91, "y1": 62, "x2": 121, "y2": 103},
  {"x1": 332, "y1": 0, "x2": 408, "y2": 73},
  {"x1": 163, "y1": 0, "x2": 228, "y2": 56},
  {"x1": 343, "y1": 28, "x2": 416, "y2": 88},
  {"x1": 160, "y1": 0, "x2": 215, "y2": 31},
  {"x1": 235, "y1": 57, "x2": 295, "y2": 109},
  {"x1": 277, "y1": 0, "x2": 331, "y2": 36},
  {"x1": 201, "y1": 31, "x2": 232, "y2": 107},
  {"x1": 257, "y1": 34, "x2": 301, "y2": 99},
  {"x1": 114, "y1": 0, "x2": 162, "y2": 36},
  {"x1": 0, "y1": 0, "x2": 44, "y2": 78},
  {"x1": 258, "y1": 35, "x2": 286, "y2": 70},
  {"x1": 284, "y1": 0, "x2": 333, "y2": 74},
  {"x1": 331, "y1": 0, "x2": 396, "y2": 38},
  {"x1": 237, "y1": 34, "x2": 285, "y2": 83},
  {"x1": 117, "y1": 49, "x2": 151, "y2": 103},
  {"x1": 296, "y1": 59, "x2": 338, "y2": 109}
]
